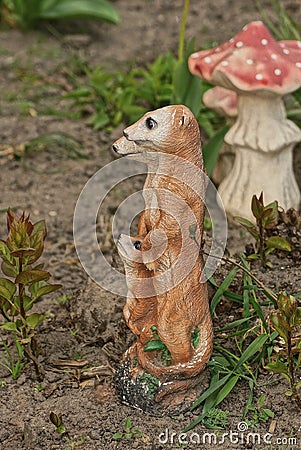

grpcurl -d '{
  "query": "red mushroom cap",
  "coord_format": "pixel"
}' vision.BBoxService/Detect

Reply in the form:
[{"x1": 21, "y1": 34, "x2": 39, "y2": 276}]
[
  {"x1": 203, "y1": 86, "x2": 238, "y2": 117},
  {"x1": 189, "y1": 21, "x2": 301, "y2": 95}
]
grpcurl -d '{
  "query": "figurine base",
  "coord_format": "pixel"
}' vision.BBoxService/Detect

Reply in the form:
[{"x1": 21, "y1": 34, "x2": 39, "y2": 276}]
[{"x1": 114, "y1": 358, "x2": 210, "y2": 416}]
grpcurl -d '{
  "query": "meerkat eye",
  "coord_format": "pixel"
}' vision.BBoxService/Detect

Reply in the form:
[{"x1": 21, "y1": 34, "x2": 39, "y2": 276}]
[
  {"x1": 133, "y1": 240, "x2": 142, "y2": 250},
  {"x1": 145, "y1": 117, "x2": 157, "y2": 130}
]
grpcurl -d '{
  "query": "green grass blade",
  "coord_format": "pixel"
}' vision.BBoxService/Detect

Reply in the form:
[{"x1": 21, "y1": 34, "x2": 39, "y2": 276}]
[
  {"x1": 212, "y1": 374, "x2": 240, "y2": 408},
  {"x1": 216, "y1": 317, "x2": 252, "y2": 332},
  {"x1": 203, "y1": 125, "x2": 229, "y2": 176},
  {"x1": 210, "y1": 266, "x2": 239, "y2": 314},
  {"x1": 234, "y1": 334, "x2": 269, "y2": 371},
  {"x1": 190, "y1": 374, "x2": 231, "y2": 411}
]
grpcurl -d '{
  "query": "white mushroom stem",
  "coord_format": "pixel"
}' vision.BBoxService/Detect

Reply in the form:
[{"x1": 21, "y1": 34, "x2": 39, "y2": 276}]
[{"x1": 218, "y1": 93, "x2": 301, "y2": 219}]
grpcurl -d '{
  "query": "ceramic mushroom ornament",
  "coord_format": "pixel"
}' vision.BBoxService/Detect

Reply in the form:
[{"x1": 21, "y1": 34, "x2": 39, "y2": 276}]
[{"x1": 189, "y1": 21, "x2": 301, "y2": 220}]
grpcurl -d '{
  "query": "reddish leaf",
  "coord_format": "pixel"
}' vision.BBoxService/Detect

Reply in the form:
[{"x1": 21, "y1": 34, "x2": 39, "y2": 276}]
[
  {"x1": 10, "y1": 248, "x2": 36, "y2": 258},
  {"x1": 251, "y1": 194, "x2": 264, "y2": 219},
  {"x1": 16, "y1": 269, "x2": 50, "y2": 285},
  {"x1": 1, "y1": 260, "x2": 17, "y2": 277}
]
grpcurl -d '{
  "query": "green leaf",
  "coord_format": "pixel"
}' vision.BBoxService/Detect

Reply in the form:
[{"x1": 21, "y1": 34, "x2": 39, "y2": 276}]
[
  {"x1": 202, "y1": 125, "x2": 229, "y2": 176},
  {"x1": 1, "y1": 261, "x2": 17, "y2": 277},
  {"x1": 112, "y1": 432, "x2": 123, "y2": 440},
  {"x1": 56, "y1": 424, "x2": 67, "y2": 435},
  {"x1": 212, "y1": 374, "x2": 240, "y2": 408},
  {"x1": 266, "y1": 236, "x2": 291, "y2": 252},
  {"x1": 234, "y1": 217, "x2": 255, "y2": 229},
  {"x1": 210, "y1": 266, "x2": 239, "y2": 314},
  {"x1": 16, "y1": 269, "x2": 50, "y2": 285},
  {"x1": 265, "y1": 361, "x2": 289, "y2": 379},
  {"x1": 190, "y1": 374, "x2": 231, "y2": 412},
  {"x1": 217, "y1": 317, "x2": 252, "y2": 332},
  {"x1": 144, "y1": 340, "x2": 167, "y2": 352},
  {"x1": 132, "y1": 429, "x2": 142, "y2": 436},
  {"x1": 125, "y1": 417, "x2": 131, "y2": 431},
  {"x1": 0, "y1": 240, "x2": 14, "y2": 264},
  {"x1": 26, "y1": 313, "x2": 45, "y2": 329},
  {"x1": 234, "y1": 334, "x2": 269, "y2": 371},
  {"x1": 251, "y1": 194, "x2": 264, "y2": 219},
  {"x1": 0, "y1": 322, "x2": 17, "y2": 332},
  {"x1": 247, "y1": 254, "x2": 259, "y2": 260},
  {"x1": 0, "y1": 278, "x2": 16, "y2": 300},
  {"x1": 40, "y1": 0, "x2": 119, "y2": 24},
  {"x1": 263, "y1": 409, "x2": 275, "y2": 418},
  {"x1": 34, "y1": 283, "x2": 61, "y2": 299},
  {"x1": 262, "y1": 201, "x2": 278, "y2": 228}
]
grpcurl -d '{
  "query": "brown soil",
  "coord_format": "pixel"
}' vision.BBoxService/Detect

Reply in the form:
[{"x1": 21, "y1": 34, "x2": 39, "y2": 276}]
[{"x1": 1, "y1": 1, "x2": 301, "y2": 449}]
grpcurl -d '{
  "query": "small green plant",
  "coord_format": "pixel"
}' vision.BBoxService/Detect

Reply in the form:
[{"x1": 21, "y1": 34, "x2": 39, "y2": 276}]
[
  {"x1": 0, "y1": 337, "x2": 27, "y2": 380},
  {"x1": 144, "y1": 325, "x2": 172, "y2": 364},
  {"x1": 1, "y1": 0, "x2": 119, "y2": 30},
  {"x1": 68, "y1": 327, "x2": 79, "y2": 337},
  {"x1": 202, "y1": 407, "x2": 230, "y2": 429},
  {"x1": 112, "y1": 418, "x2": 142, "y2": 440},
  {"x1": 245, "y1": 394, "x2": 274, "y2": 427},
  {"x1": 66, "y1": 52, "x2": 177, "y2": 131},
  {"x1": 50, "y1": 411, "x2": 68, "y2": 435},
  {"x1": 50, "y1": 412, "x2": 85, "y2": 449},
  {"x1": 265, "y1": 292, "x2": 301, "y2": 410},
  {"x1": 235, "y1": 192, "x2": 291, "y2": 268},
  {"x1": 34, "y1": 383, "x2": 44, "y2": 392},
  {"x1": 138, "y1": 372, "x2": 160, "y2": 398},
  {"x1": 0, "y1": 209, "x2": 61, "y2": 379}
]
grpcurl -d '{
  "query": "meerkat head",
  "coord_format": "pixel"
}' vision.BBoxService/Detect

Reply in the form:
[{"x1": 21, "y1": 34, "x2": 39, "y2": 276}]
[
  {"x1": 117, "y1": 234, "x2": 144, "y2": 269},
  {"x1": 112, "y1": 105, "x2": 200, "y2": 156}
]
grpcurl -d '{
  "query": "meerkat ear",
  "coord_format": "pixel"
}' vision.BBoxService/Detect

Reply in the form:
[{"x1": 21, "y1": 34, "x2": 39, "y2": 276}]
[
  {"x1": 172, "y1": 107, "x2": 189, "y2": 129},
  {"x1": 179, "y1": 115, "x2": 185, "y2": 126}
]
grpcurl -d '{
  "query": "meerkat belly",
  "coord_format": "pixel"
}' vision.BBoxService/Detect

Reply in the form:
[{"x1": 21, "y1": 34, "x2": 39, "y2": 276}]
[{"x1": 143, "y1": 191, "x2": 161, "y2": 229}]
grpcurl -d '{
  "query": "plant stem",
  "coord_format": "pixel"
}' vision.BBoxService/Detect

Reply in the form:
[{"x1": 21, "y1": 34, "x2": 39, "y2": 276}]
[
  {"x1": 178, "y1": 0, "x2": 190, "y2": 61},
  {"x1": 287, "y1": 329, "x2": 301, "y2": 409},
  {"x1": 17, "y1": 257, "x2": 43, "y2": 380},
  {"x1": 258, "y1": 219, "x2": 266, "y2": 267},
  {"x1": 18, "y1": 258, "x2": 26, "y2": 339}
]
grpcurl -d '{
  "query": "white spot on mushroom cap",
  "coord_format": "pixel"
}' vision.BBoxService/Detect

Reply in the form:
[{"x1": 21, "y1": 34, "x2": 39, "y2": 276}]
[
  {"x1": 274, "y1": 68, "x2": 282, "y2": 76},
  {"x1": 204, "y1": 56, "x2": 212, "y2": 63},
  {"x1": 298, "y1": 41, "x2": 301, "y2": 48},
  {"x1": 261, "y1": 38, "x2": 268, "y2": 45},
  {"x1": 229, "y1": 38, "x2": 234, "y2": 43},
  {"x1": 283, "y1": 48, "x2": 290, "y2": 55},
  {"x1": 279, "y1": 43, "x2": 285, "y2": 48},
  {"x1": 242, "y1": 25, "x2": 248, "y2": 31},
  {"x1": 271, "y1": 54, "x2": 277, "y2": 60},
  {"x1": 236, "y1": 41, "x2": 243, "y2": 48},
  {"x1": 255, "y1": 73, "x2": 263, "y2": 80},
  {"x1": 296, "y1": 62, "x2": 301, "y2": 68},
  {"x1": 190, "y1": 52, "x2": 199, "y2": 59},
  {"x1": 221, "y1": 60, "x2": 229, "y2": 66},
  {"x1": 246, "y1": 59, "x2": 253, "y2": 65}
]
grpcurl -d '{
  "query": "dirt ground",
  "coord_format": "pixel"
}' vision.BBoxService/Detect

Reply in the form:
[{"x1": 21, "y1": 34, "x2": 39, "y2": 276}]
[{"x1": 1, "y1": 1, "x2": 301, "y2": 449}]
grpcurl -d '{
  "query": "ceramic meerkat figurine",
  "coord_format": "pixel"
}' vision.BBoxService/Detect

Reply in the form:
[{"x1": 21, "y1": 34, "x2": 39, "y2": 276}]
[{"x1": 112, "y1": 105, "x2": 213, "y2": 407}]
